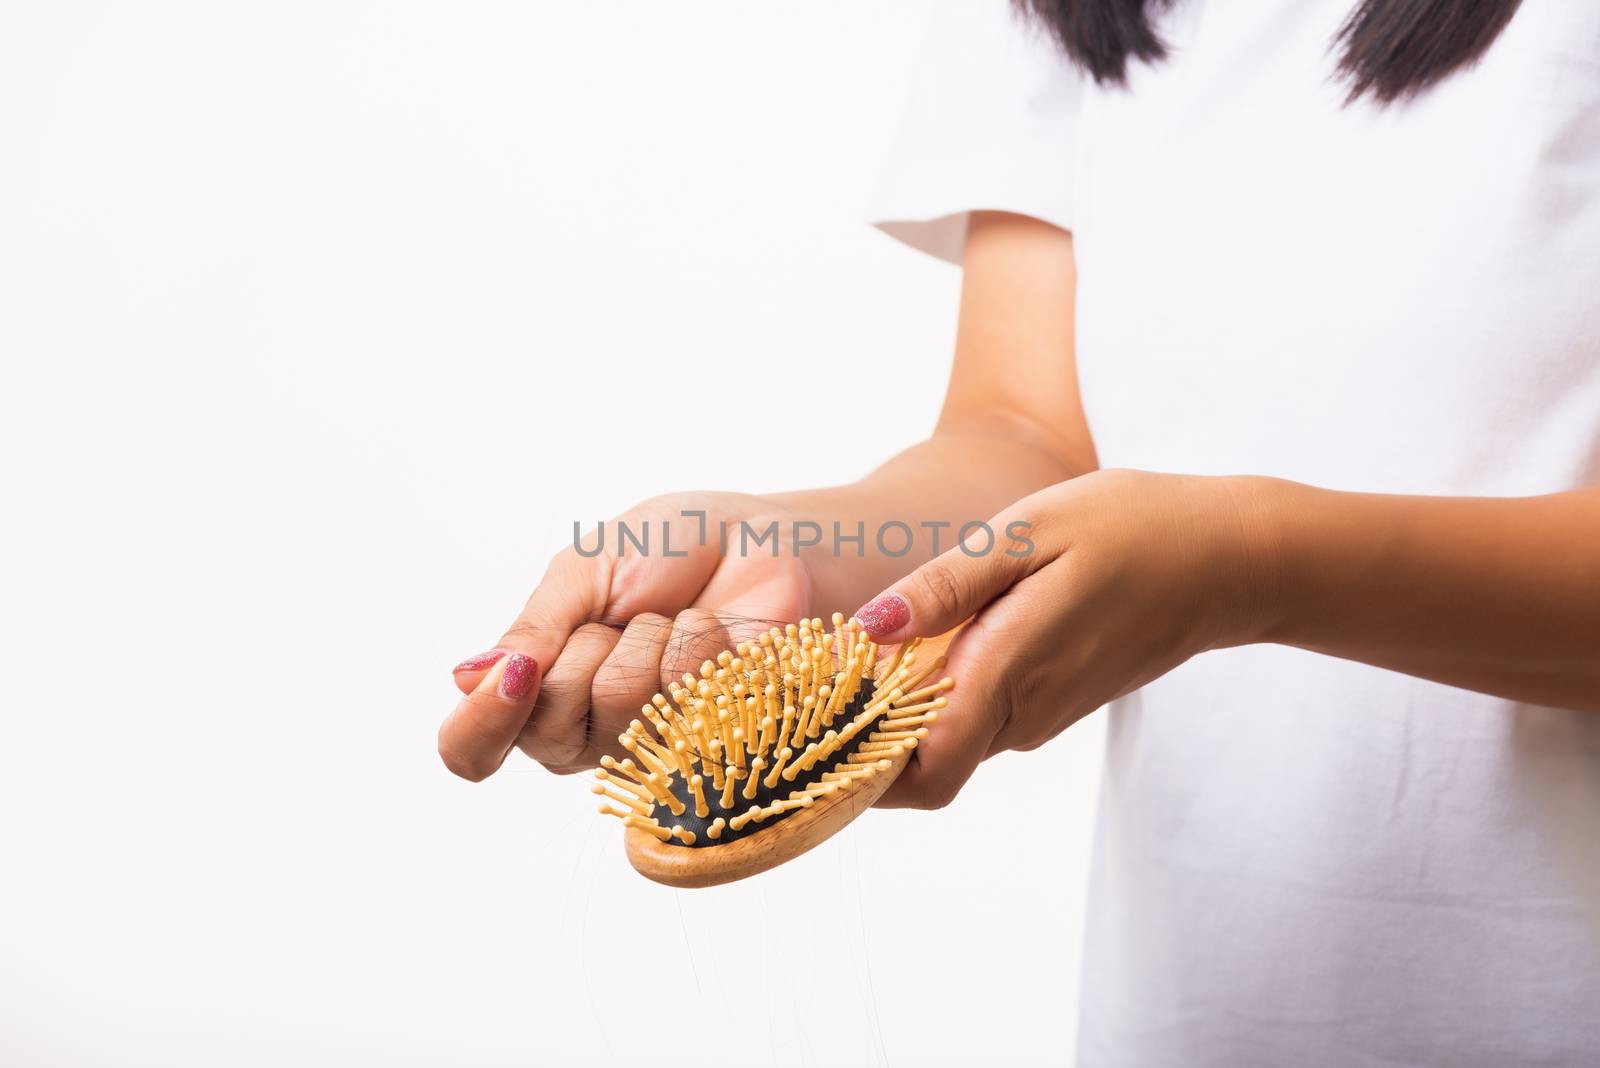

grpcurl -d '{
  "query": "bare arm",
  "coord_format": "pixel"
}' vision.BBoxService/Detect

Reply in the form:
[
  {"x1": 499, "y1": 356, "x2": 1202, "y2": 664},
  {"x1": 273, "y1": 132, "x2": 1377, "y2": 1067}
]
[
  {"x1": 849, "y1": 475, "x2": 1600, "y2": 807},
  {"x1": 772, "y1": 210, "x2": 1096, "y2": 612},
  {"x1": 1245, "y1": 480, "x2": 1600, "y2": 709}
]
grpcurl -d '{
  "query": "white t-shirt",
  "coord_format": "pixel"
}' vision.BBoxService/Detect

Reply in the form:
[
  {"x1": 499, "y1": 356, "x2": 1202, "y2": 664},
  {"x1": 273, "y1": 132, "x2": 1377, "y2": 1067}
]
[{"x1": 871, "y1": 2, "x2": 1600, "y2": 1064}]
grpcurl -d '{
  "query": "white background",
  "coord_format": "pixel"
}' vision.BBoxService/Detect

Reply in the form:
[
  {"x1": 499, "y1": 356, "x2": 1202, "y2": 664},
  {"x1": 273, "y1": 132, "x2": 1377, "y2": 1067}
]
[{"x1": 0, "y1": 3, "x2": 1104, "y2": 1065}]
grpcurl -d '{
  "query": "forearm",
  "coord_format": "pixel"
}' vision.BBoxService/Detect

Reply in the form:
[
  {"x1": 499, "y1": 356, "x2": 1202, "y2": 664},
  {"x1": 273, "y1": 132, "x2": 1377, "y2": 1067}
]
[
  {"x1": 1243, "y1": 478, "x2": 1600, "y2": 710},
  {"x1": 770, "y1": 430, "x2": 1084, "y2": 614},
  {"x1": 769, "y1": 212, "x2": 1091, "y2": 615}
]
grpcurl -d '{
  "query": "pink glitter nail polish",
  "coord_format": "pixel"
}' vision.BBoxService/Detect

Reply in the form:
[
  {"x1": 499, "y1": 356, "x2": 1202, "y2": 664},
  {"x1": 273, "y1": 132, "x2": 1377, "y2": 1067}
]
[
  {"x1": 856, "y1": 593, "x2": 910, "y2": 637},
  {"x1": 453, "y1": 649, "x2": 506, "y2": 673},
  {"x1": 498, "y1": 653, "x2": 538, "y2": 700}
]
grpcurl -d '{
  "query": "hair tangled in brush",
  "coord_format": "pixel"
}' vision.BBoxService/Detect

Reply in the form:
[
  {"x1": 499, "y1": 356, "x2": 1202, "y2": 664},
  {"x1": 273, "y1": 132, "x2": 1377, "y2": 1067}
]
[{"x1": 1014, "y1": 0, "x2": 1526, "y2": 103}]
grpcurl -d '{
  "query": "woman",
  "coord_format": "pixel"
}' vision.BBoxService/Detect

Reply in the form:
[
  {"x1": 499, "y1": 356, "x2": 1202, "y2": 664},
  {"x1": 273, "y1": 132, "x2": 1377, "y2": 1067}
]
[{"x1": 440, "y1": 1, "x2": 1600, "y2": 1063}]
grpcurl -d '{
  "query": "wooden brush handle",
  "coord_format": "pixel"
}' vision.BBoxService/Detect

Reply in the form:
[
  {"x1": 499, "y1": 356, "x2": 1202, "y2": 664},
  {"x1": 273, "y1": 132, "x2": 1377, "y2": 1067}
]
[{"x1": 623, "y1": 742, "x2": 912, "y2": 887}]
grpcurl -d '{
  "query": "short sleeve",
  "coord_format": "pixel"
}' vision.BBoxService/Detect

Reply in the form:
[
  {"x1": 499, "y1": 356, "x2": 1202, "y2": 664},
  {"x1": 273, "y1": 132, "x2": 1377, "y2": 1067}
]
[{"x1": 867, "y1": 0, "x2": 1086, "y2": 264}]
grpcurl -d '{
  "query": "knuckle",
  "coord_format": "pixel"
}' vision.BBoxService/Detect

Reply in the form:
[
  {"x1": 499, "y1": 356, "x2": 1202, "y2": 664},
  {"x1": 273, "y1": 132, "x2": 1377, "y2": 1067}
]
[
  {"x1": 500, "y1": 617, "x2": 548, "y2": 647},
  {"x1": 920, "y1": 775, "x2": 961, "y2": 810},
  {"x1": 518, "y1": 733, "x2": 587, "y2": 771},
  {"x1": 541, "y1": 759, "x2": 589, "y2": 776},
  {"x1": 625, "y1": 611, "x2": 673, "y2": 635},
  {"x1": 528, "y1": 675, "x2": 584, "y2": 719},
  {"x1": 1096, "y1": 466, "x2": 1142, "y2": 487},
  {"x1": 571, "y1": 621, "x2": 622, "y2": 650},
  {"x1": 661, "y1": 610, "x2": 727, "y2": 673},
  {"x1": 632, "y1": 494, "x2": 679, "y2": 517},
  {"x1": 547, "y1": 545, "x2": 603, "y2": 594},
  {"x1": 438, "y1": 743, "x2": 490, "y2": 782},
  {"x1": 914, "y1": 561, "x2": 966, "y2": 620},
  {"x1": 995, "y1": 653, "x2": 1041, "y2": 719},
  {"x1": 593, "y1": 649, "x2": 645, "y2": 696},
  {"x1": 904, "y1": 756, "x2": 961, "y2": 810}
]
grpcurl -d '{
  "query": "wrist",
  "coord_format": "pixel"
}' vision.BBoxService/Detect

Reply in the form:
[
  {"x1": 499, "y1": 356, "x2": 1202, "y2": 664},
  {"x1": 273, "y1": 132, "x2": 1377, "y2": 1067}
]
[{"x1": 1211, "y1": 474, "x2": 1300, "y2": 648}]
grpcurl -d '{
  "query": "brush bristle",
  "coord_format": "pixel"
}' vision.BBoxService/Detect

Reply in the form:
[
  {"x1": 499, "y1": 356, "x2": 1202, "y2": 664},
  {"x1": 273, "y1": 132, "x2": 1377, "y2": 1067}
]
[{"x1": 591, "y1": 612, "x2": 951, "y2": 847}]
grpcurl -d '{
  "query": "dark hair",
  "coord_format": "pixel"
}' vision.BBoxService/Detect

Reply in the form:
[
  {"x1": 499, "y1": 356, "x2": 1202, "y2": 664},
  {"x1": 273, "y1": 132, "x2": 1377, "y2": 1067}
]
[{"x1": 1014, "y1": 0, "x2": 1526, "y2": 103}]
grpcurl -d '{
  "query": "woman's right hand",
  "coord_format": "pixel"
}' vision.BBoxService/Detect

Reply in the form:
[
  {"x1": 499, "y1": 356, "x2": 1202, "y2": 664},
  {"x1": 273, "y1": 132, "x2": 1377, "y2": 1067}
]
[{"x1": 437, "y1": 492, "x2": 814, "y2": 780}]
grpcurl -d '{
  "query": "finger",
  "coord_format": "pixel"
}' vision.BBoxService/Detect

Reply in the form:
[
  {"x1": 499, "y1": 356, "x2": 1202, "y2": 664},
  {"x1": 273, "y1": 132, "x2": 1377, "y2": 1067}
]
[
  {"x1": 450, "y1": 649, "x2": 507, "y2": 695},
  {"x1": 589, "y1": 612, "x2": 677, "y2": 743},
  {"x1": 444, "y1": 548, "x2": 616, "y2": 768},
  {"x1": 450, "y1": 505, "x2": 726, "y2": 695},
  {"x1": 437, "y1": 651, "x2": 541, "y2": 781},
  {"x1": 450, "y1": 549, "x2": 607, "y2": 697},
  {"x1": 690, "y1": 549, "x2": 809, "y2": 636},
  {"x1": 703, "y1": 595, "x2": 810, "y2": 657},
  {"x1": 516, "y1": 623, "x2": 622, "y2": 771},
  {"x1": 657, "y1": 608, "x2": 733, "y2": 693},
  {"x1": 875, "y1": 621, "x2": 1007, "y2": 809},
  {"x1": 852, "y1": 512, "x2": 1043, "y2": 644}
]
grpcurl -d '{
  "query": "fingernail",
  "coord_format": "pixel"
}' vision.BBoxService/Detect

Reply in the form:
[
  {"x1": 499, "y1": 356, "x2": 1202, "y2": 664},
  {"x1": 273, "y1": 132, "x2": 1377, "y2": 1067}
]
[
  {"x1": 855, "y1": 593, "x2": 909, "y2": 637},
  {"x1": 453, "y1": 649, "x2": 506, "y2": 673},
  {"x1": 498, "y1": 653, "x2": 538, "y2": 700}
]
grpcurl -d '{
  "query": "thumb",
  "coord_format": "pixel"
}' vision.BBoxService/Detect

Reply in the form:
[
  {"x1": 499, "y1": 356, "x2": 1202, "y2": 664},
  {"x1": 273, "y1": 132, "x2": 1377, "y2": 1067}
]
[{"x1": 852, "y1": 520, "x2": 1037, "y2": 643}]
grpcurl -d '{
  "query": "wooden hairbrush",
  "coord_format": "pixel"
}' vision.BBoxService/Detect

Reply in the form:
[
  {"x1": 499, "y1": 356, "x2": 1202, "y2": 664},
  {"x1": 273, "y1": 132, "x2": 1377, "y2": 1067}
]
[{"x1": 590, "y1": 612, "x2": 953, "y2": 887}]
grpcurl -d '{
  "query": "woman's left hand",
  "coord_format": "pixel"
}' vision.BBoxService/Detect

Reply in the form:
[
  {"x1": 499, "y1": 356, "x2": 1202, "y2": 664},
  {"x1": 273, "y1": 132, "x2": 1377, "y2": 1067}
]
[{"x1": 853, "y1": 468, "x2": 1272, "y2": 809}]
